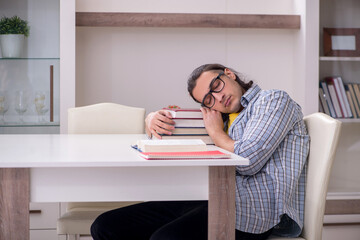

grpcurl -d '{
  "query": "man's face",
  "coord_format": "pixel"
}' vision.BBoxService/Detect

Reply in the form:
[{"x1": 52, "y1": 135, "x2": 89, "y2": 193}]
[{"x1": 192, "y1": 69, "x2": 244, "y2": 113}]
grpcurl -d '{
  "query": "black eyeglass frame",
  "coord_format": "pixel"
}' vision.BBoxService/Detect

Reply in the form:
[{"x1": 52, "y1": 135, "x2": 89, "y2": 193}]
[{"x1": 201, "y1": 72, "x2": 225, "y2": 109}]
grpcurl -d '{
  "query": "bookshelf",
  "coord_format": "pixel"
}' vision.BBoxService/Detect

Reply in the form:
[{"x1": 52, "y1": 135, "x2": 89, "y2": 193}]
[
  {"x1": 319, "y1": 0, "x2": 360, "y2": 121},
  {"x1": 319, "y1": 0, "x2": 360, "y2": 237}
]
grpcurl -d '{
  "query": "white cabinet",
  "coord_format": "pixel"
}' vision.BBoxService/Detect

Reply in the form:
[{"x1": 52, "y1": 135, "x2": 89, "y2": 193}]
[{"x1": 30, "y1": 202, "x2": 60, "y2": 240}]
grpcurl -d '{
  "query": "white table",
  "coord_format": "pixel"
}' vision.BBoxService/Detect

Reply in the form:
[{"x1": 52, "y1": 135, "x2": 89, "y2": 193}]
[{"x1": 0, "y1": 134, "x2": 249, "y2": 240}]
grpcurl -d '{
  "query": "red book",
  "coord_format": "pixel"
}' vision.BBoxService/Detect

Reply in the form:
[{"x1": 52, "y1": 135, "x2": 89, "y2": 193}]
[{"x1": 139, "y1": 150, "x2": 231, "y2": 160}]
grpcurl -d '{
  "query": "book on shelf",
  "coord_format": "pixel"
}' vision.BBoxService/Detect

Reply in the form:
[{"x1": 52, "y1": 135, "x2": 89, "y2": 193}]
[
  {"x1": 344, "y1": 84, "x2": 358, "y2": 118},
  {"x1": 319, "y1": 87, "x2": 331, "y2": 116},
  {"x1": 320, "y1": 81, "x2": 336, "y2": 118},
  {"x1": 334, "y1": 77, "x2": 352, "y2": 118},
  {"x1": 324, "y1": 78, "x2": 343, "y2": 118},
  {"x1": 135, "y1": 139, "x2": 207, "y2": 152},
  {"x1": 352, "y1": 84, "x2": 360, "y2": 110},
  {"x1": 319, "y1": 96, "x2": 324, "y2": 113},
  {"x1": 163, "y1": 108, "x2": 203, "y2": 119},
  {"x1": 348, "y1": 83, "x2": 360, "y2": 118},
  {"x1": 139, "y1": 150, "x2": 231, "y2": 160}
]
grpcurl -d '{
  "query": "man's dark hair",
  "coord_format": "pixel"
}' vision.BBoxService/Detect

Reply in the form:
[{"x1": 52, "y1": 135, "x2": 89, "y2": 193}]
[
  {"x1": 187, "y1": 63, "x2": 253, "y2": 128},
  {"x1": 187, "y1": 63, "x2": 253, "y2": 103}
]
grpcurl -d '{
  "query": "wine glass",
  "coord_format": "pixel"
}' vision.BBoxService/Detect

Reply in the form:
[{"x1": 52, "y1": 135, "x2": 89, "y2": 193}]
[
  {"x1": 34, "y1": 91, "x2": 49, "y2": 123},
  {"x1": 0, "y1": 91, "x2": 9, "y2": 123},
  {"x1": 15, "y1": 90, "x2": 28, "y2": 123}
]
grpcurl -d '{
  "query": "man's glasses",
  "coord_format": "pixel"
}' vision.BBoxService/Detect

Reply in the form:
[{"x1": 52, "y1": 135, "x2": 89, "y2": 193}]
[{"x1": 201, "y1": 72, "x2": 225, "y2": 109}]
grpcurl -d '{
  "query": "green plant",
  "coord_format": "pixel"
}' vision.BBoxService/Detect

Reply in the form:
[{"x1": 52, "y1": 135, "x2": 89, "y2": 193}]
[{"x1": 0, "y1": 16, "x2": 30, "y2": 37}]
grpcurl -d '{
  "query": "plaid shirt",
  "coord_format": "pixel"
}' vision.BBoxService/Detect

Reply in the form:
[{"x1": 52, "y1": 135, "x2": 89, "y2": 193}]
[{"x1": 228, "y1": 85, "x2": 309, "y2": 236}]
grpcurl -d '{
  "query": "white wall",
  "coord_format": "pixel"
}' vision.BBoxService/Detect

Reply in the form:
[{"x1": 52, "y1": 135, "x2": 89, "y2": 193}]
[{"x1": 75, "y1": 0, "x2": 314, "y2": 115}]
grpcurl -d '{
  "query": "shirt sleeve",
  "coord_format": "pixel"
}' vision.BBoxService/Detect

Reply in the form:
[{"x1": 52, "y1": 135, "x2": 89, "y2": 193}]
[{"x1": 234, "y1": 91, "x2": 302, "y2": 176}]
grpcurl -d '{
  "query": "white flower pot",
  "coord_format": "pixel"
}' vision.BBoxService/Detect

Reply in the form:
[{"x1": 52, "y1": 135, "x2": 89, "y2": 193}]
[{"x1": 0, "y1": 34, "x2": 25, "y2": 58}]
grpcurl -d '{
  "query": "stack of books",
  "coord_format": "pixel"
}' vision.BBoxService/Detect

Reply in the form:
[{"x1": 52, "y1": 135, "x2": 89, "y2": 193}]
[
  {"x1": 157, "y1": 107, "x2": 214, "y2": 144},
  {"x1": 319, "y1": 76, "x2": 360, "y2": 119}
]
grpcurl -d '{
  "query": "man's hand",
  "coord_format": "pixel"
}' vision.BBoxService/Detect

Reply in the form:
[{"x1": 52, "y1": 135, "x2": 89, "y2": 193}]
[
  {"x1": 200, "y1": 107, "x2": 235, "y2": 152},
  {"x1": 145, "y1": 110, "x2": 175, "y2": 139},
  {"x1": 200, "y1": 107, "x2": 224, "y2": 135}
]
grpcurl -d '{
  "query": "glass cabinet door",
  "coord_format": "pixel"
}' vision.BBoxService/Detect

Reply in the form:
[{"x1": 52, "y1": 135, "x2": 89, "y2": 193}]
[{"x1": 0, "y1": 0, "x2": 60, "y2": 134}]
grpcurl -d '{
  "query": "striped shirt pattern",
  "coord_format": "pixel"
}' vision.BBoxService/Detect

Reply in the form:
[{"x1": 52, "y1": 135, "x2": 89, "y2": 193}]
[{"x1": 228, "y1": 84, "x2": 309, "y2": 236}]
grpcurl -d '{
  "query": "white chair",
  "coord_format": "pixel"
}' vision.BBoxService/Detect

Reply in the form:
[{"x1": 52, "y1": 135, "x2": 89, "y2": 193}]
[
  {"x1": 270, "y1": 113, "x2": 341, "y2": 240},
  {"x1": 57, "y1": 103, "x2": 146, "y2": 240}
]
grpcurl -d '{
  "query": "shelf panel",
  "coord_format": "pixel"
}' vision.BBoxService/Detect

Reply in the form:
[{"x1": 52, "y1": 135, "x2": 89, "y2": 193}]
[
  {"x1": 76, "y1": 12, "x2": 300, "y2": 29},
  {"x1": 336, "y1": 118, "x2": 360, "y2": 123},
  {"x1": 320, "y1": 56, "x2": 360, "y2": 61},
  {"x1": 0, "y1": 122, "x2": 60, "y2": 127},
  {"x1": 0, "y1": 58, "x2": 60, "y2": 61}
]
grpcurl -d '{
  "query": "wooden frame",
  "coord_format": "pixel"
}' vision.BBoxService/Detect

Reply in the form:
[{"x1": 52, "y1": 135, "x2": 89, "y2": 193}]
[{"x1": 324, "y1": 28, "x2": 360, "y2": 57}]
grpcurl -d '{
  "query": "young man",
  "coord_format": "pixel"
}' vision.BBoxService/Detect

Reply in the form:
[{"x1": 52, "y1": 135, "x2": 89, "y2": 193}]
[{"x1": 91, "y1": 63, "x2": 310, "y2": 240}]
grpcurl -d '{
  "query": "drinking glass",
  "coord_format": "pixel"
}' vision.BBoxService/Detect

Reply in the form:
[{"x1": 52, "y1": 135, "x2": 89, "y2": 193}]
[
  {"x1": 15, "y1": 90, "x2": 28, "y2": 123},
  {"x1": 0, "y1": 91, "x2": 9, "y2": 123},
  {"x1": 34, "y1": 91, "x2": 49, "y2": 123}
]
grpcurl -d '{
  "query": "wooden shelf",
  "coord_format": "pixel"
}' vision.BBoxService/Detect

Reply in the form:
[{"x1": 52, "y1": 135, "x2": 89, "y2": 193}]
[
  {"x1": 76, "y1": 12, "x2": 300, "y2": 29},
  {"x1": 337, "y1": 118, "x2": 360, "y2": 123},
  {"x1": 320, "y1": 56, "x2": 360, "y2": 61}
]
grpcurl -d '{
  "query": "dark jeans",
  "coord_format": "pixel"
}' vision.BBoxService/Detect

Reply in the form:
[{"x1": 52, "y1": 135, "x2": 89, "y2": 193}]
[{"x1": 91, "y1": 201, "x2": 273, "y2": 240}]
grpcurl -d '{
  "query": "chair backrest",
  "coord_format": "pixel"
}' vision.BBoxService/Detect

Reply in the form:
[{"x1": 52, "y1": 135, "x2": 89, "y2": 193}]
[
  {"x1": 67, "y1": 102, "x2": 146, "y2": 211},
  {"x1": 301, "y1": 113, "x2": 341, "y2": 240},
  {"x1": 68, "y1": 102, "x2": 146, "y2": 134}
]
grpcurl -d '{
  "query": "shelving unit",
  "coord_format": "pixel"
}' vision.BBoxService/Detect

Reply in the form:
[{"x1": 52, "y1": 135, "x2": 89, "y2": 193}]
[
  {"x1": 0, "y1": 0, "x2": 63, "y2": 239},
  {"x1": 0, "y1": 0, "x2": 60, "y2": 133},
  {"x1": 319, "y1": 0, "x2": 360, "y2": 238}
]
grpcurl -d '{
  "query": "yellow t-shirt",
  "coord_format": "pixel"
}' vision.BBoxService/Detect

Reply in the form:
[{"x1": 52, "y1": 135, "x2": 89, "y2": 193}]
[{"x1": 227, "y1": 112, "x2": 240, "y2": 134}]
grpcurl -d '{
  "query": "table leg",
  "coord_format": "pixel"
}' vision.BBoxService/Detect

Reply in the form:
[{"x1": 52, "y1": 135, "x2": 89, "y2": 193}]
[
  {"x1": 208, "y1": 166, "x2": 236, "y2": 240},
  {"x1": 0, "y1": 168, "x2": 30, "y2": 240}
]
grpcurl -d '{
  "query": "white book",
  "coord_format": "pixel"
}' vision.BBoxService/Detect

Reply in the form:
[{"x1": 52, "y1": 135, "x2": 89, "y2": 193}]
[
  {"x1": 335, "y1": 77, "x2": 352, "y2": 118},
  {"x1": 327, "y1": 83, "x2": 342, "y2": 118},
  {"x1": 136, "y1": 139, "x2": 207, "y2": 152},
  {"x1": 320, "y1": 81, "x2": 337, "y2": 118}
]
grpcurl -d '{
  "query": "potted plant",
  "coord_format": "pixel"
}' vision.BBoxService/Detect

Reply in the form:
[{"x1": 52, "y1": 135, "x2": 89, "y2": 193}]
[{"x1": 0, "y1": 16, "x2": 30, "y2": 58}]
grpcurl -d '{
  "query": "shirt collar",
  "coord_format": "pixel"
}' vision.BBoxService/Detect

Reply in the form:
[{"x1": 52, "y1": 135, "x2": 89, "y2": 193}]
[{"x1": 240, "y1": 84, "x2": 261, "y2": 109}]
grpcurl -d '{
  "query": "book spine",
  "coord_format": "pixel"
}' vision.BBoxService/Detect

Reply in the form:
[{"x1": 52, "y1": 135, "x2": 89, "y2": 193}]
[
  {"x1": 319, "y1": 88, "x2": 331, "y2": 115},
  {"x1": 320, "y1": 81, "x2": 337, "y2": 118},
  {"x1": 345, "y1": 87, "x2": 357, "y2": 118},
  {"x1": 353, "y1": 84, "x2": 360, "y2": 116},
  {"x1": 348, "y1": 83, "x2": 360, "y2": 117},
  {"x1": 328, "y1": 83, "x2": 343, "y2": 117},
  {"x1": 326, "y1": 77, "x2": 344, "y2": 118},
  {"x1": 335, "y1": 77, "x2": 352, "y2": 117}
]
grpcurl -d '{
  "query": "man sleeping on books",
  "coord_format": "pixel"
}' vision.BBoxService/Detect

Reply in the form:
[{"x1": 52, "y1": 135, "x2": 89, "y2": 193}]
[{"x1": 91, "y1": 63, "x2": 310, "y2": 240}]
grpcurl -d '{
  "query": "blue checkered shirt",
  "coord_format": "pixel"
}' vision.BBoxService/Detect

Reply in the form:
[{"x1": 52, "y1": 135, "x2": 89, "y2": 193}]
[{"x1": 228, "y1": 85, "x2": 309, "y2": 236}]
